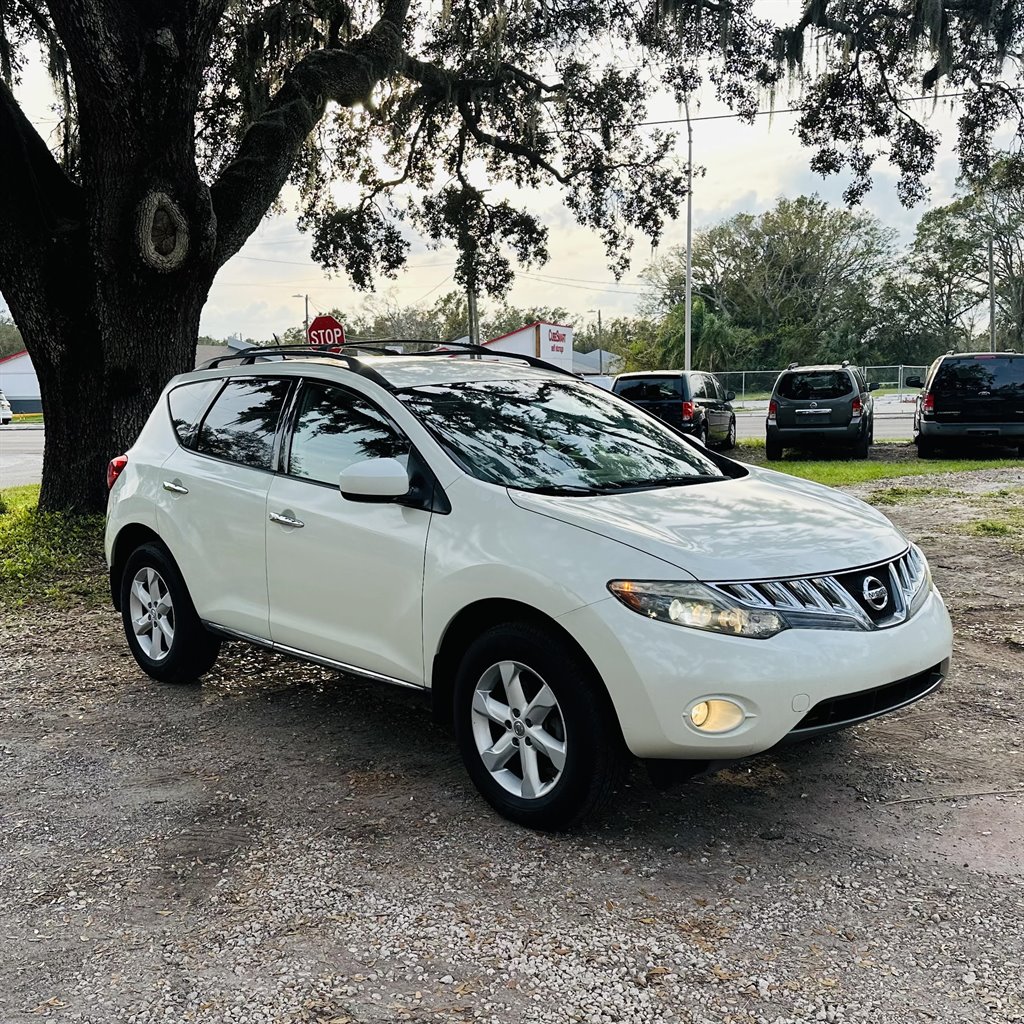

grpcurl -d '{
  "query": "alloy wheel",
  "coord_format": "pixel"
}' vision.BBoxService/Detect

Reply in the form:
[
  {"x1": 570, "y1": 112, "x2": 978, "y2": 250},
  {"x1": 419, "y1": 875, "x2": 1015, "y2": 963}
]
[
  {"x1": 128, "y1": 566, "x2": 175, "y2": 661},
  {"x1": 471, "y1": 660, "x2": 567, "y2": 800}
]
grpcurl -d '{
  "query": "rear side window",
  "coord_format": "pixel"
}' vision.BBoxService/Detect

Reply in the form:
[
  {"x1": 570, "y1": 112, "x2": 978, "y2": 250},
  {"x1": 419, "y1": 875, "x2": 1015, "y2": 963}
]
[
  {"x1": 932, "y1": 356, "x2": 1024, "y2": 396},
  {"x1": 287, "y1": 382, "x2": 410, "y2": 486},
  {"x1": 167, "y1": 379, "x2": 221, "y2": 449},
  {"x1": 691, "y1": 375, "x2": 708, "y2": 399},
  {"x1": 614, "y1": 377, "x2": 683, "y2": 401},
  {"x1": 194, "y1": 378, "x2": 292, "y2": 470},
  {"x1": 776, "y1": 371, "x2": 853, "y2": 400}
]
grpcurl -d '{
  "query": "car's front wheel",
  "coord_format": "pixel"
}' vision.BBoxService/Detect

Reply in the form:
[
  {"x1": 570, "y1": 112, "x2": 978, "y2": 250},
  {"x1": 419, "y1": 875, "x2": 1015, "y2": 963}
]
[
  {"x1": 453, "y1": 622, "x2": 626, "y2": 829},
  {"x1": 120, "y1": 542, "x2": 221, "y2": 684}
]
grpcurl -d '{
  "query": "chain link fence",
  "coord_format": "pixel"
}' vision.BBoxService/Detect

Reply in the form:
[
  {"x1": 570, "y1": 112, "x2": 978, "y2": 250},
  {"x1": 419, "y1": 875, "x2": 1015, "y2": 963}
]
[{"x1": 717, "y1": 365, "x2": 928, "y2": 410}]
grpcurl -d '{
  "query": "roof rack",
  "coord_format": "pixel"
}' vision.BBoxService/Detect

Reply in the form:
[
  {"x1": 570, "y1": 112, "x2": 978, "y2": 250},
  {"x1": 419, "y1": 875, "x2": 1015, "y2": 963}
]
[
  {"x1": 200, "y1": 340, "x2": 578, "y2": 384},
  {"x1": 347, "y1": 339, "x2": 578, "y2": 377},
  {"x1": 200, "y1": 345, "x2": 394, "y2": 389}
]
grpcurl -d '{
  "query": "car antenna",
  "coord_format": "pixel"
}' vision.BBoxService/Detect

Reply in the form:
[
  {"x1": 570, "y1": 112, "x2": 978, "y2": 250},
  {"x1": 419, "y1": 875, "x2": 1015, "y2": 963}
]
[
  {"x1": 787, "y1": 362, "x2": 799, "y2": 370},
  {"x1": 841, "y1": 359, "x2": 850, "y2": 367}
]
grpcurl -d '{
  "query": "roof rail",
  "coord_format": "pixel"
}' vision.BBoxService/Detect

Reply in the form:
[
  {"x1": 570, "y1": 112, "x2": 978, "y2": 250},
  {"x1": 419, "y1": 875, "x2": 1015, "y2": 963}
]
[
  {"x1": 346, "y1": 339, "x2": 578, "y2": 378},
  {"x1": 199, "y1": 345, "x2": 393, "y2": 389}
]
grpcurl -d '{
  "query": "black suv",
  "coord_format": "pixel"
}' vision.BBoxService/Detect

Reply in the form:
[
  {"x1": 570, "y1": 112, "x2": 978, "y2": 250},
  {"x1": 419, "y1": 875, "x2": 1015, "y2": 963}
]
[
  {"x1": 907, "y1": 352, "x2": 1024, "y2": 457},
  {"x1": 766, "y1": 363, "x2": 877, "y2": 460},
  {"x1": 611, "y1": 370, "x2": 736, "y2": 448}
]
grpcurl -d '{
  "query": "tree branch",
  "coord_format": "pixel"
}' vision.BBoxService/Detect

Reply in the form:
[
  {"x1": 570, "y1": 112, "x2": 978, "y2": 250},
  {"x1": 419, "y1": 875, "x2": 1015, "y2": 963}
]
[
  {"x1": 0, "y1": 75, "x2": 82, "y2": 249},
  {"x1": 210, "y1": 5, "x2": 409, "y2": 266}
]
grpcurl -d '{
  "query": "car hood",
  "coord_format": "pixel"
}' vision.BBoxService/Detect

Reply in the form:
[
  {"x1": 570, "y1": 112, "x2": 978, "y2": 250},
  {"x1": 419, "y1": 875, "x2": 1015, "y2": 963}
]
[{"x1": 507, "y1": 466, "x2": 905, "y2": 581}]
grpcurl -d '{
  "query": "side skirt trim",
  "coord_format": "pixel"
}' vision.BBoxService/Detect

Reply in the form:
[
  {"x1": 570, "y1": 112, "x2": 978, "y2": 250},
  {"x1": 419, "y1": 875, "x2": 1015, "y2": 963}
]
[{"x1": 202, "y1": 621, "x2": 427, "y2": 692}]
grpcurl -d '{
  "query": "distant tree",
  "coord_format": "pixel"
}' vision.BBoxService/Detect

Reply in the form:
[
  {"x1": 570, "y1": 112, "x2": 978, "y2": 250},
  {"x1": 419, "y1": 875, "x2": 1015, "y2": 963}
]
[
  {"x1": 643, "y1": 196, "x2": 894, "y2": 369},
  {"x1": 0, "y1": 312, "x2": 23, "y2": 358}
]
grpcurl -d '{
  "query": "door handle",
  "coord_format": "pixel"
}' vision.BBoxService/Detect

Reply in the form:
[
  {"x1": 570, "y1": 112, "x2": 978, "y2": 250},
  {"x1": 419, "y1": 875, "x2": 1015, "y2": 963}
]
[
  {"x1": 162, "y1": 481, "x2": 189, "y2": 494},
  {"x1": 269, "y1": 511, "x2": 305, "y2": 529}
]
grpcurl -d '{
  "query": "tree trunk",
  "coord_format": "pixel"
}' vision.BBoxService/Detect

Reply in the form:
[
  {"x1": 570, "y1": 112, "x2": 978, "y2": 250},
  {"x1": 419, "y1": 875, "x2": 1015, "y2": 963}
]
[{"x1": 29, "y1": 283, "x2": 209, "y2": 514}]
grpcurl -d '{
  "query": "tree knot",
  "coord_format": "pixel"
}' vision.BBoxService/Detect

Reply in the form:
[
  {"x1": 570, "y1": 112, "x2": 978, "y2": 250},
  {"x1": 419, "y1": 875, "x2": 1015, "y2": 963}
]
[{"x1": 137, "y1": 191, "x2": 189, "y2": 272}]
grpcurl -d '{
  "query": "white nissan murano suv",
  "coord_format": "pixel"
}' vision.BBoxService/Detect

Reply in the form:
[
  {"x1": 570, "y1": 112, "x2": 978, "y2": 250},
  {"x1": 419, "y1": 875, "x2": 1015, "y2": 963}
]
[{"x1": 105, "y1": 344, "x2": 953, "y2": 828}]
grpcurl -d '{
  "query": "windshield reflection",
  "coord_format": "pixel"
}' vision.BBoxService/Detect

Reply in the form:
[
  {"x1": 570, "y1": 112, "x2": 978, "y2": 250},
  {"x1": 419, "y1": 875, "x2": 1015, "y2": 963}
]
[{"x1": 398, "y1": 378, "x2": 728, "y2": 493}]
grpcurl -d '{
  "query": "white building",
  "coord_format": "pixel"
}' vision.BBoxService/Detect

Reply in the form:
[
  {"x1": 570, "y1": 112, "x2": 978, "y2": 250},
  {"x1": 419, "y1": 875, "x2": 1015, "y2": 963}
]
[
  {"x1": 482, "y1": 321, "x2": 574, "y2": 371},
  {"x1": 0, "y1": 349, "x2": 41, "y2": 413}
]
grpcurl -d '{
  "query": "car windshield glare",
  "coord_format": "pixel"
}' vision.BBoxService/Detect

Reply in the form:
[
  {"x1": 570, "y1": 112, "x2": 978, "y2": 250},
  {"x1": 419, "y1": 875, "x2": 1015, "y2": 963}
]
[
  {"x1": 777, "y1": 371, "x2": 853, "y2": 400},
  {"x1": 397, "y1": 378, "x2": 727, "y2": 493}
]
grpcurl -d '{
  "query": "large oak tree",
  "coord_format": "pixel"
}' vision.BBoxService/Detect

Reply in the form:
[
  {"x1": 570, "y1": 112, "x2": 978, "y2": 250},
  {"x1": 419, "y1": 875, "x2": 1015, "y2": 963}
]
[{"x1": 1, "y1": 0, "x2": 1022, "y2": 511}]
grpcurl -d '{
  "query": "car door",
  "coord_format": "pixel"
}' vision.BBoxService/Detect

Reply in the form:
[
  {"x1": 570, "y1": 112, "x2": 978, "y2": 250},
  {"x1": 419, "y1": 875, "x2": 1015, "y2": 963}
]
[
  {"x1": 156, "y1": 375, "x2": 293, "y2": 638},
  {"x1": 703, "y1": 374, "x2": 728, "y2": 440},
  {"x1": 265, "y1": 379, "x2": 430, "y2": 684},
  {"x1": 688, "y1": 373, "x2": 711, "y2": 437}
]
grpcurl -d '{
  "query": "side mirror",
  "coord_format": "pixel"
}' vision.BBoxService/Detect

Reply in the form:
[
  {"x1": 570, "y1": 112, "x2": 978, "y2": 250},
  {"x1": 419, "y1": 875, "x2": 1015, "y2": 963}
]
[
  {"x1": 904, "y1": 375, "x2": 923, "y2": 388},
  {"x1": 725, "y1": 390, "x2": 736, "y2": 402},
  {"x1": 868, "y1": 382, "x2": 881, "y2": 392},
  {"x1": 339, "y1": 458, "x2": 410, "y2": 502}
]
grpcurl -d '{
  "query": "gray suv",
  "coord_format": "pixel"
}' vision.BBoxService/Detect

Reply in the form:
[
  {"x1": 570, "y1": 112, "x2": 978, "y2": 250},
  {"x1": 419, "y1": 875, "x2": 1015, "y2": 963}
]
[{"x1": 766, "y1": 363, "x2": 878, "y2": 460}]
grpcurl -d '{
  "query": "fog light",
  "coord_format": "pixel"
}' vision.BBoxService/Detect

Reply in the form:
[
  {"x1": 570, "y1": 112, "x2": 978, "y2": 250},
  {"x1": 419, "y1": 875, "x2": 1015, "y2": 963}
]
[{"x1": 687, "y1": 698, "x2": 745, "y2": 733}]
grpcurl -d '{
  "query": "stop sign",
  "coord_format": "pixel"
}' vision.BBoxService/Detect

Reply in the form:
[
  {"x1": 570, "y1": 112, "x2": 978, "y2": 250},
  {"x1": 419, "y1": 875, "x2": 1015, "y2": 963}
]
[{"x1": 307, "y1": 315, "x2": 345, "y2": 349}]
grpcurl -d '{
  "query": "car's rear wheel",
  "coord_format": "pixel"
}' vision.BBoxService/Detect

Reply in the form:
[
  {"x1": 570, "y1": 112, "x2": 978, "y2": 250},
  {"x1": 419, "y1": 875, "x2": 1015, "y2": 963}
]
[
  {"x1": 853, "y1": 428, "x2": 870, "y2": 459},
  {"x1": 916, "y1": 436, "x2": 937, "y2": 459},
  {"x1": 120, "y1": 542, "x2": 220, "y2": 684},
  {"x1": 765, "y1": 438, "x2": 783, "y2": 461},
  {"x1": 453, "y1": 622, "x2": 626, "y2": 830},
  {"x1": 697, "y1": 422, "x2": 709, "y2": 446},
  {"x1": 723, "y1": 417, "x2": 737, "y2": 449}
]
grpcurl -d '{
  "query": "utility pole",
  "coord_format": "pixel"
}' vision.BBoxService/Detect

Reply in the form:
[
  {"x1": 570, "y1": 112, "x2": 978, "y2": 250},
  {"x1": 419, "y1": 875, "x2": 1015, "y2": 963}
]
[
  {"x1": 292, "y1": 293, "x2": 309, "y2": 338},
  {"x1": 588, "y1": 308, "x2": 604, "y2": 373},
  {"x1": 684, "y1": 93, "x2": 694, "y2": 372},
  {"x1": 989, "y1": 236, "x2": 997, "y2": 352},
  {"x1": 467, "y1": 283, "x2": 480, "y2": 346}
]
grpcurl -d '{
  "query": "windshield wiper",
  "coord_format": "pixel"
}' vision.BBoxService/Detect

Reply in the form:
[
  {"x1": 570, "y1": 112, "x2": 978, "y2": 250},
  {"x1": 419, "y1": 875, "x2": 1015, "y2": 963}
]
[
  {"x1": 518, "y1": 484, "x2": 606, "y2": 496},
  {"x1": 597, "y1": 475, "x2": 725, "y2": 491}
]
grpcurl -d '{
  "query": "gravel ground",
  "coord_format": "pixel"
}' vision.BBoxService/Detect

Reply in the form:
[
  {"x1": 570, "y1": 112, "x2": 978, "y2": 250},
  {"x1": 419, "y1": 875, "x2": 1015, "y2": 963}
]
[{"x1": 2, "y1": 457, "x2": 1024, "y2": 1023}]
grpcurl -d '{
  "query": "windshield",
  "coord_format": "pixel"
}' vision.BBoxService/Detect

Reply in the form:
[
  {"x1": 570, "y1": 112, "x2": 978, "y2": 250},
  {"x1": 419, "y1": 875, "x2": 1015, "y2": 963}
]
[
  {"x1": 613, "y1": 376, "x2": 684, "y2": 401},
  {"x1": 397, "y1": 378, "x2": 728, "y2": 493}
]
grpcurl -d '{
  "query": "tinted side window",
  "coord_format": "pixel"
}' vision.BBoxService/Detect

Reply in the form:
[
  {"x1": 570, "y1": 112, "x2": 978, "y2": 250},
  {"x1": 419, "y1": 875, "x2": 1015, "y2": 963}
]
[
  {"x1": 777, "y1": 371, "x2": 854, "y2": 400},
  {"x1": 167, "y1": 379, "x2": 222, "y2": 449},
  {"x1": 690, "y1": 375, "x2": 708, "y2": 399},
  {"x1": 287, "y1": 382, "x2": 410, "y2": 486},
  {"x1": 195, "y1": 378, "x2": 291, "y2": 470},
  {"x1": 704, "y1": 375, "x2": 720, "y2": 400}
]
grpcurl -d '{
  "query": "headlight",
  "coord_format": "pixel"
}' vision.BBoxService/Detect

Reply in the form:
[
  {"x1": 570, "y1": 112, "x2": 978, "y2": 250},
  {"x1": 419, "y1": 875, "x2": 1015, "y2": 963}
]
[{"x1": 607, "y1": 580, "x2": 788, "y2": 639}]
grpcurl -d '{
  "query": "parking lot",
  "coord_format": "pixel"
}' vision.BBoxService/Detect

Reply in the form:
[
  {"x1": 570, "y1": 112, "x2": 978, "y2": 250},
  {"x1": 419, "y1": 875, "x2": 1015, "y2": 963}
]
[{"x1": 1, "y1": 454, "x2": 1022, "y2": 1023}]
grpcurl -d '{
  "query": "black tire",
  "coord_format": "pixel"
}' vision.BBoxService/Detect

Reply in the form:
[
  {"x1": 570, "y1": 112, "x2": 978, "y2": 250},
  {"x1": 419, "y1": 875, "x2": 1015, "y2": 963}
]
[
  {"x1": 120, "y1": 541, "x2": 221, "y2": 684},
  {"x1": 765, "y1": 438, "x2": 783, "y2": 461},
  {"x1": 723, "y1": 416, "x2": 737, "y2": 450},
  {"x1": 697, "y1": 422, "x2": 709, "y2": 447},
  {"x1": 453, "y1": 621, "x2": 626, "y2": 830},
  {"x1": 916, "y1": 436, "x2": 937, "y2": 459},
  {"x1": 853, "y1": 428, "x2": 870, "y2": 460}
]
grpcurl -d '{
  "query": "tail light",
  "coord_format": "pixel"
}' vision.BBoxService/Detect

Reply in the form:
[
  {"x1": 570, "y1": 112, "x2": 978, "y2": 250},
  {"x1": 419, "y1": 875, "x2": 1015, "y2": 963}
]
[
  {"x1": 851, "y1": 396, "x2": 862, "y2": 416},
  {"x1": 106, "y1": 454, "x2": 128, "y2": 490},
  {"x1": 681, "y1": 400, "x2": 695, "y2": 420},
  {"x1": 922, "y1": 392, "x2": 935, "y2": 415},
  {"x1": 767, "y1": 400, "x2": 777, "y2": 421}
]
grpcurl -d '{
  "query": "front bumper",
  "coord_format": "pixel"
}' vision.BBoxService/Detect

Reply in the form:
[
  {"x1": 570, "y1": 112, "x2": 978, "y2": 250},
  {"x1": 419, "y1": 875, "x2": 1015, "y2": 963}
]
[{"x1": 557, "y1": 586, "x2": 952, "y2": 759}]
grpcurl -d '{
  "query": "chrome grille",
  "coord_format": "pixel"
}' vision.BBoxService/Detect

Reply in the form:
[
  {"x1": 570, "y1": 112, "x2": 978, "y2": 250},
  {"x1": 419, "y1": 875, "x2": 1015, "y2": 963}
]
[{"x1": 710, "y1": 546, "x2": 930, "y2": 630}]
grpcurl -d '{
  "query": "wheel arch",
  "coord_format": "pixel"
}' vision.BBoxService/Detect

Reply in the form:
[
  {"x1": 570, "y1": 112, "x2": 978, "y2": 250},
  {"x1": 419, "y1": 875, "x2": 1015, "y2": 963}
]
[
  {"x1": 109, "y1": 523, "x2": 163, "y2": 609},
  {"x1": 429, "y1": 598, "x2": 623, "y2": 744}
]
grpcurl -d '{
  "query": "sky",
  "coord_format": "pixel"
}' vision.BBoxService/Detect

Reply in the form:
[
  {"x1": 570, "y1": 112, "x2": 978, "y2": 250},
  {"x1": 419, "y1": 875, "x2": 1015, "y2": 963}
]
[{"x1": 3, "y1": 0, "x2": 986, "y2": 342}]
